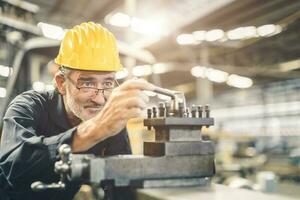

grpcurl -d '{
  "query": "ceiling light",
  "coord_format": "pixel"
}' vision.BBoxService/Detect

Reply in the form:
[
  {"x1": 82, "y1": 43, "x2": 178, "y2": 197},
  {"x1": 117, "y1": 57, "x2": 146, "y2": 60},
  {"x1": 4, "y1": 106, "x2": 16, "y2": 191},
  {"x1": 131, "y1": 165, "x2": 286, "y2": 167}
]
[
  {"x1": 37, "y1": 22, "x2": 65, "y2": 40},
  {"x1": 193, "y1": 31, "x2": 206, "y2": 41},
  {"x1": 115, "y1": 68, "x2": 129, "y2": 79},
  {"x1": 33, "y1": 81, "x2": 45, "y2": 92},
  {"x1": 176, "y1": 34, "x2": 196, "y2": 45},
  {"x1": 152, "y1": 63, "x2": 171, "y2": 74},
  {"x1": 205, "y1": 29, "x2": 224, "y2": 42},
  {"x1": 257, "y1": 24, "x2": 282, "y2": 37},
  {"x1": 191, "y1": 66, "x2": 206, "y2": 78},
  {"x1": 0, "y1": 87, "x2": 6, "y2": 98},
  {"x1": 242, "y1": 26, "x2": 258, "y2": 38},
  {"x1": 0, "y1": 65, "x2": 12, "y2": 77},
  {"x1": 227, "y1": 74, "x2": 253, "y2": 88},
  {"x1": 105, "y1": 12, "x2": 131, "y2": 27},
  {"x1": 206, "y1": 68, "x2": 228, "y2": 83},
  {"x1": 132, "y1": 65, "x2": 152, "y2": 77},
  {"x1": 227, "y1": 26, "x2": 257, "y2": 40},
  {"x1": 131, "y1": 18, "x2": 166, "y2": 37}
]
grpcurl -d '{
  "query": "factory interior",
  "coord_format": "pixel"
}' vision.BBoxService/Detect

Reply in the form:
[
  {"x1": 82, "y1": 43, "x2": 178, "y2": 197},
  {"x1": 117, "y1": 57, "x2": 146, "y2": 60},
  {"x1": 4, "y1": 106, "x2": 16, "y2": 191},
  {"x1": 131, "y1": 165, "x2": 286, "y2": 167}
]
[{"x1": 1, "y1": 0, "x2": 300, "y2": 200}]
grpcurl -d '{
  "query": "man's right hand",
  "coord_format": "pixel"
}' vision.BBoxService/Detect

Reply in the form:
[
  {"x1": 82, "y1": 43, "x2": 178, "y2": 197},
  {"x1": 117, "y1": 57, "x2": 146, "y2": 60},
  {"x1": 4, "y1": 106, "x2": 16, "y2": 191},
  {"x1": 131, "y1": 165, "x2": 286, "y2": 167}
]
[
  {"x1": 94, "y1": 78, "x2": 154, "y2": 138},
  {"x1": 73, "y1": 79, "x2": 155, "y2": 152}
]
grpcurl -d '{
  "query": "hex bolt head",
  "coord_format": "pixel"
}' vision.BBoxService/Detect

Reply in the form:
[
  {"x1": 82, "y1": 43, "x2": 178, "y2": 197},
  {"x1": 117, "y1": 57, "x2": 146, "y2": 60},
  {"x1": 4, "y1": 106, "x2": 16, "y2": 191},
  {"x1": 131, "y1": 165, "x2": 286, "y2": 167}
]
[
  {"x1": 191, "y1": 104, "x2": 197, "y2": 117},
  {"x1": 165, "y1": 102, "x2": 171, "y2": 117},
  {"x1": 147, "y1": 108, "x2": 152, "y2": 118},
  {"x1": 204, "y1": 104, "x2": 210, "y2": 118},
  {"x1": 152, "y1": 107, "x2": 157, "y2": 118},
  {"x1": 197, "y1": 105, "x2": 203, "y2": 118},
  {"x1": 158, "y1": 102, "x2": 165, "y2": 117}
]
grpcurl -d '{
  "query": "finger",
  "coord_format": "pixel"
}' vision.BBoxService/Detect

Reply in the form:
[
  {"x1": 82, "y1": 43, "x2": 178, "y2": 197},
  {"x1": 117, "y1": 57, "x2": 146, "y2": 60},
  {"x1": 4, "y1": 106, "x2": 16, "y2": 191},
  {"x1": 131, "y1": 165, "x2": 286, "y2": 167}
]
[
  {"x1": 122, "y1": 97, "x2": 147, "y2": 109},
  {"x1": 123, "y1": 107, "x2": 143, "y2": 119},
  {"x1": 112, "y1": 89, "x2": 150, "y2": 103},
  {"x1": 139, "y1": 91, "x2": 150, "y2": 103},
  {"x1": 118, "y1": 79, "x2": 155, "y2": 91}
]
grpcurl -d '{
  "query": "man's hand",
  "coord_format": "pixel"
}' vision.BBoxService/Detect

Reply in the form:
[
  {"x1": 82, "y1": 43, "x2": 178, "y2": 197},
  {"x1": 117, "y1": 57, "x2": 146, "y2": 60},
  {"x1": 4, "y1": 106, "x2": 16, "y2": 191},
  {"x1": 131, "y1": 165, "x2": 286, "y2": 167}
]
[
  {"x1": 72, "y1": 79, "x2": 155, "y2": 152},
  {"x1": 94, "y1": 78, "x2": 154, "y2": 138}
]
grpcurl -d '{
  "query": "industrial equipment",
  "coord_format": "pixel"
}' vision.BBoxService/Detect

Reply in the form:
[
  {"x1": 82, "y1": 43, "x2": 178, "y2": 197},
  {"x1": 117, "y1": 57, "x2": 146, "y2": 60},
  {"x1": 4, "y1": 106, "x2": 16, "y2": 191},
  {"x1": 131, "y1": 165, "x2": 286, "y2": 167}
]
[{"x1": 31, "y1": 88, "x2": 215, "y2": 200}]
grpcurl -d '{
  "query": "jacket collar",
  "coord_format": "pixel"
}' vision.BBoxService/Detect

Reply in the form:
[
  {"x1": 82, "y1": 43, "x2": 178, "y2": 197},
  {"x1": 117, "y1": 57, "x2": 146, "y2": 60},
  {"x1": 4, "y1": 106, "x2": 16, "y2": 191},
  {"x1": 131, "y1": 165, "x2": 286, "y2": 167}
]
[{"x1": 49, "y1": 90, "x2": 72, "y2": 130}]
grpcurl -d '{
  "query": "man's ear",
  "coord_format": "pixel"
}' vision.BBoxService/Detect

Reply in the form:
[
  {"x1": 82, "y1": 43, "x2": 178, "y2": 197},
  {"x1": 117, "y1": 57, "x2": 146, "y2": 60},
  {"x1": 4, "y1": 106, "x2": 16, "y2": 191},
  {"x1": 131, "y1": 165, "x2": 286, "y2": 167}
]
[{"x1": 55, "y1": 73, "x2": 66, "y2": 95}]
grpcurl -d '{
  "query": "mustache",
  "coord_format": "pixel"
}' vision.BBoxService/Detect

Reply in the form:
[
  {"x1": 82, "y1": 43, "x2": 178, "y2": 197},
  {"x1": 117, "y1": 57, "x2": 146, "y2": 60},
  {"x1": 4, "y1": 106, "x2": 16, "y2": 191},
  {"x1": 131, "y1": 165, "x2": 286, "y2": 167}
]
[{"x1": 83, "y1": 103, "x2": 104, "y2": 109}]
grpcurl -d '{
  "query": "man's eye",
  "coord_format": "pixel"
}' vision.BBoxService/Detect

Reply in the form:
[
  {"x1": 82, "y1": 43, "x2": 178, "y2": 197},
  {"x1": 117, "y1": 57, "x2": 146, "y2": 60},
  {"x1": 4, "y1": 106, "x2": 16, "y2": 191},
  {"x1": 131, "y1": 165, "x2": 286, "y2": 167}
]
[
  {"x1": 103, "y1": 81, "x2": 114, "y2": 88},
  {"x1": 81, "y1": 82, "x2": 96, "y2": 87}
]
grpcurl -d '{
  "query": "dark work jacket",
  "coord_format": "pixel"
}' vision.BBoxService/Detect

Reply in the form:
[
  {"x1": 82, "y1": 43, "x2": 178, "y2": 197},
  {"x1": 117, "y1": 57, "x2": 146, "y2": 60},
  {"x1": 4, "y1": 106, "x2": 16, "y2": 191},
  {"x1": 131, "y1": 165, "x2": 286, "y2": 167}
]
[{"x1": 0, "y1": 90, "x2": 131, "y2": 200}]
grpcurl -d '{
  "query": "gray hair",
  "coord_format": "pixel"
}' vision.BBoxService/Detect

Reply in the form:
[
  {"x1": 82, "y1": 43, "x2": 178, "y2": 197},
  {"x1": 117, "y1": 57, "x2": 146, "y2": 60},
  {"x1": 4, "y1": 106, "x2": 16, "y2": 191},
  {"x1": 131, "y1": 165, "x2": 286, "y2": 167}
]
[
  {"x1": 59, "y1": 65, "x2": 73, "y2": 76},
  {"x1": 53, "y1": 66, "x2": 73, "y2": 90}
]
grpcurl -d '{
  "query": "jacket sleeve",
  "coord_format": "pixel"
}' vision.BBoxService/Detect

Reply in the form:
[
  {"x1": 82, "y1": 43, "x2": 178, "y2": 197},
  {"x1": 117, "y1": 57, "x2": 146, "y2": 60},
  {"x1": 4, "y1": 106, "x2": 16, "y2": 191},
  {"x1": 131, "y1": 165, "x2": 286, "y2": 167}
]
[
  {"x1": 0, "y1": 94, "x2": 76, "y2": 189},
  {"x1": 104, "y1": 129, "x2": 132, "y2": 156}
]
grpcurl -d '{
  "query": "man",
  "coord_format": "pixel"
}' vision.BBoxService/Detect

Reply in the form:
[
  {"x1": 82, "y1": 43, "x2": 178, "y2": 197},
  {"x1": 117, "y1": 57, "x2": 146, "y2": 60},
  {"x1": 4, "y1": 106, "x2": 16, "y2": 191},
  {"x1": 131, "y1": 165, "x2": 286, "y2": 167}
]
[{"x1": 0, "y1": 22, "x2": 154, "y2": 200}]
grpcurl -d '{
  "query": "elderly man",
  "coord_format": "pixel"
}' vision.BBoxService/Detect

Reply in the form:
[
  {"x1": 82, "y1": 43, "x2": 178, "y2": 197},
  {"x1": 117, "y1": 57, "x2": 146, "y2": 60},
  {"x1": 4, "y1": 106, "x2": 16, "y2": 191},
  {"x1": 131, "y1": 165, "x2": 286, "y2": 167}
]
[{"x1": 0, "y1": 22, "x2": 154, "y2": 200}]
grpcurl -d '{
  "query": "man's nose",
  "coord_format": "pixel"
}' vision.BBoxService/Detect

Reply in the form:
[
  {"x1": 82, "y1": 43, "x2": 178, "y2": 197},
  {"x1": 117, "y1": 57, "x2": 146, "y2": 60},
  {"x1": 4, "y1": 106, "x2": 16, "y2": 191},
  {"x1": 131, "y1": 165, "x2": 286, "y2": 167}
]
[{"x1": 90, "y1": 90, "x2": 106, "y2": 104}]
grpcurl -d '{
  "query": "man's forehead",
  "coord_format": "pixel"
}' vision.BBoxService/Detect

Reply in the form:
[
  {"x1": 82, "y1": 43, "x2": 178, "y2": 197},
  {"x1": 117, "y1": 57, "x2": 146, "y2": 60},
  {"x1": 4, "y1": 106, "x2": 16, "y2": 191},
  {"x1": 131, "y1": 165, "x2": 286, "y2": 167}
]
[{"x1": 71, "y1": 70, "x2": 116, "y2": 80}]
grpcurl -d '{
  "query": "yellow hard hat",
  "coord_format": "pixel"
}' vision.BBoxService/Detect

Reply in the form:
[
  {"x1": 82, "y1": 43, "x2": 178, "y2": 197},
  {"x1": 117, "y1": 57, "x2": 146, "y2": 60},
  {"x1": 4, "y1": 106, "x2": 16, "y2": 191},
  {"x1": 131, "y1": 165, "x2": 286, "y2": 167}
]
[{"x1": 55, "y1": 22, "x2": 122, "y2": 71}]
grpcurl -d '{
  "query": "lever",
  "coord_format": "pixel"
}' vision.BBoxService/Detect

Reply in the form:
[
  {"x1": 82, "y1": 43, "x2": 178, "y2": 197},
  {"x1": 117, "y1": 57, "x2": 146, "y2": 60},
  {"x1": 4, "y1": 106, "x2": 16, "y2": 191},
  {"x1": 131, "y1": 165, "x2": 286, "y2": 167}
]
[{"x1": 31, "y1": 144, "x2": 71, "y2": 191}]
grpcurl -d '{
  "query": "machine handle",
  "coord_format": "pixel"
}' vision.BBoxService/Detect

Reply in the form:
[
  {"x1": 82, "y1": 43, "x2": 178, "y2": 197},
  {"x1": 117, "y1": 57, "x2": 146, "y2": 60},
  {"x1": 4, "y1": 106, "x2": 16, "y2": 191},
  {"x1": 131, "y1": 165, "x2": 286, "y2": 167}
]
[{"x1": 31, "y1": 144, "x2": 71, "y2": 191}]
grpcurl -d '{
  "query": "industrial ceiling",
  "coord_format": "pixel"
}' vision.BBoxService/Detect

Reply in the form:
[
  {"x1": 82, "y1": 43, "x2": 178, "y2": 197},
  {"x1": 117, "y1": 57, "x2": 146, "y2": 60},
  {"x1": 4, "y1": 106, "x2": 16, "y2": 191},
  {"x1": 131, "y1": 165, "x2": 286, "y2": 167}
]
[{"x1": 2, "y1": 0, "x2": 300, "y2": 98}]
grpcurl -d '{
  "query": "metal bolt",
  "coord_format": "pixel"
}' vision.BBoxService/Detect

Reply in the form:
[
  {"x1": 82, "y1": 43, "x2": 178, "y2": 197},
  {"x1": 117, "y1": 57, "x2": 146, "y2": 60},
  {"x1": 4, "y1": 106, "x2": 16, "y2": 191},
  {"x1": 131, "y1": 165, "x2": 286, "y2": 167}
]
[
  {"x1": 147, "y1": 108, "x2": 152, "y2": 130},
  {"x1": 185, "y1": 108, "x2": 190, "y2": 117},
  {"x1": 147, "y1": 108, "x2": 152, "y2": 118},
  {"x1": 165, "y1": 102, "x2": 170, "y2": 117},
  {"x1": 178, "y1": 102, "x2": 184, "y2": 117},
  {"x1": 197, "y1": 105, "x2": 203, "y2": 118},
  {"x1": 158, "y1": 102, "x2": 165, "y2": 117},
  {"x1": 191, "y1": 105, "x2": 197, "y2": 118},
  {"x1": 152, "y1": 107, "x2": 157, "y2": 118},
  {"x1": 204, "y1": 104, "x2": 210, "y2": 118}
]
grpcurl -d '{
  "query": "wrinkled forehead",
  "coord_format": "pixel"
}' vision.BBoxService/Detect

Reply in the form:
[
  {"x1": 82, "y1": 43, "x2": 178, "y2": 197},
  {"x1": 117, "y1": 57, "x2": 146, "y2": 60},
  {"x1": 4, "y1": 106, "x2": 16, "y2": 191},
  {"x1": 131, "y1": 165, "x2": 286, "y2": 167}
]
[{"x1": 70, "y1": 70, "x2": 116, "y2": 81}]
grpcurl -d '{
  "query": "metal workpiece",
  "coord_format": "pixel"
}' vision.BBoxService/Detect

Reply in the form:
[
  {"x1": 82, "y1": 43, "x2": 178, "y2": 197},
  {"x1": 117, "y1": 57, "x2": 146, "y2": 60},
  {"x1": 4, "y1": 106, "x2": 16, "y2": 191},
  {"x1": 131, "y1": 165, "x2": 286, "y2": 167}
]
[
  {"x1": 154, "y1": 128, "x2": 202, "y2": 142},
  {"x1": 139, "y1": 177, "x2": 211, "y2": 188},
  {"x1": 86, "y1": 154, "x2": 215, "y2": 186},
  {"x1": 144, "y1": 140, "x2": 215, "y2": 156},
  {"x1": 144, "y1": 117, "x2": 214, "y2": 127},
  {"x1": 152, "y1": 86, "x2": 186, "y2": 116},
  {"x1": 69, "y1": 155, "x2": 91, "y2": 181},
  {"x1": 137, "y1": 183, "x2": 296, "y2": 200},
  {"x1": 153, "y1": 87, "x2": 176, "y2": 99},
  {"x1": 32, "y1": 90, "x2": 216, "y2": 197}
]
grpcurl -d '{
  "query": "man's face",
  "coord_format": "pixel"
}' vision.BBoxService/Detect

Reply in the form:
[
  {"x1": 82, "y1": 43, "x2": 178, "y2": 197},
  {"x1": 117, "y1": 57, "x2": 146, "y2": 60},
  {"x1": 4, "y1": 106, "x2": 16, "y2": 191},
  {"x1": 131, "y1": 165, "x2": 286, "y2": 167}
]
[{"x1": 63, "y1": 70, "x2": 116, "y2": 122}]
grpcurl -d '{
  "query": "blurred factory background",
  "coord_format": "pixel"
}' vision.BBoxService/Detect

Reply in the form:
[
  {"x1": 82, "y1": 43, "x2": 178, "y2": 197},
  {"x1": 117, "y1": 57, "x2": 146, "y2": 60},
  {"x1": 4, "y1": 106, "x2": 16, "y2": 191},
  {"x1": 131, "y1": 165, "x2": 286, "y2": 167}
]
[{"x1": 1, "y1": 0, "x2": 300, "y2": 198}]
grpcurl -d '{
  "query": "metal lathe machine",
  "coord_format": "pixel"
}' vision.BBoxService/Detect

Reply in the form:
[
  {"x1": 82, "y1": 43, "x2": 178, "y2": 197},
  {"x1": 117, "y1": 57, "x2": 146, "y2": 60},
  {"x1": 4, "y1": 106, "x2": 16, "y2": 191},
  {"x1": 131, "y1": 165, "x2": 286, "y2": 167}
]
[{"x1": 32, "y1": 88, "x2": 215, "y2": 200}]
